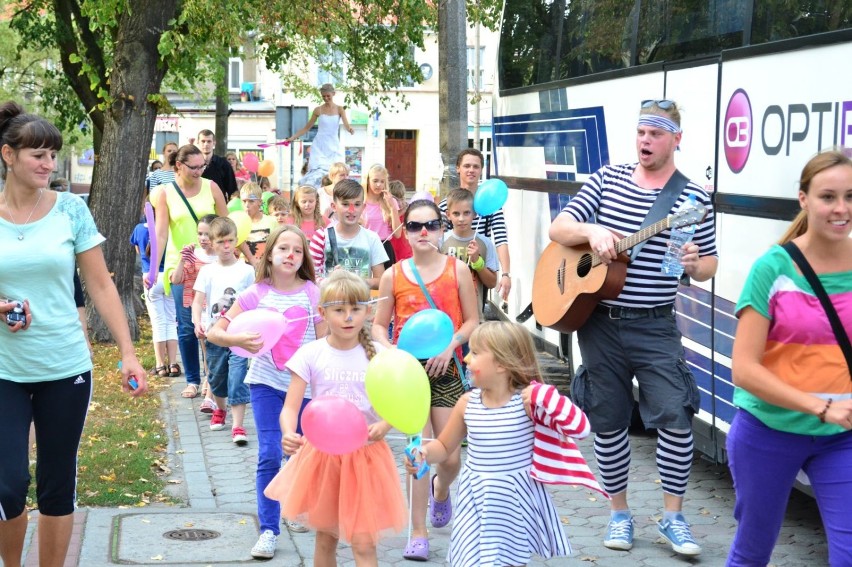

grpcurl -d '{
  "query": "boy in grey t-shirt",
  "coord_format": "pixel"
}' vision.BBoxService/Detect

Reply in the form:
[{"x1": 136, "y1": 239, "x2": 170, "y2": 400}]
[{"x1": 441, "y1": 189, "x2": 498, "y2": 314}]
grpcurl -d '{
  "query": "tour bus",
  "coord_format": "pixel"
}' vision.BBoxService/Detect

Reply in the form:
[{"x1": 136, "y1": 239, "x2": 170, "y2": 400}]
[{"x1": 491, "y1": 1, "x2": 852, "y2": 464}]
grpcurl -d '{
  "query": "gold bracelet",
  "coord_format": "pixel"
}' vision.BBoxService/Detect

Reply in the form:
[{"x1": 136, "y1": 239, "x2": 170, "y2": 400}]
[{"x1": 818, "y1": 398, "x2": 833, "y2": 423}]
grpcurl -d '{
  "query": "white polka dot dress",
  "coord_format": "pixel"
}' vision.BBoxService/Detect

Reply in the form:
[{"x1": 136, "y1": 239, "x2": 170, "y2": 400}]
[{"x1": 448, "y1": 390, "x2": 571, "y2": 566}]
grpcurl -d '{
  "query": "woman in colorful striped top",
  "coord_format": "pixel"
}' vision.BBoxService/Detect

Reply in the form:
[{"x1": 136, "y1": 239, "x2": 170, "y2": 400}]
[{"x1": 728, "y1": 149, "x2": 852, "y2": 566}]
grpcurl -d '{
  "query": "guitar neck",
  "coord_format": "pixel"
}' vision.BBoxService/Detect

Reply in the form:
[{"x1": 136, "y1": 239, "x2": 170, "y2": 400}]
[{"x1": 614, "y1": 217, "x2": 672, "y2": 255}]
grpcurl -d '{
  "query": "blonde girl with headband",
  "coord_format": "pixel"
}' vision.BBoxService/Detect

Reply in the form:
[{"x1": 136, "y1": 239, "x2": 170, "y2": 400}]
[
  {"x1": 362, "y1": 164, "x2": 401, "y2": 267},
  {"x1": 290, "y1": 185, "x2": 325, "y2": 241},
  {"x1": 264, "y1": 270, "x2": 406, "y2": 565},
  {"x1": 206, "y1": 224, "x2": 327, "y2": 560},
  {"x1": 406, "y1": 322, "x2": 603, "y2": 566}
]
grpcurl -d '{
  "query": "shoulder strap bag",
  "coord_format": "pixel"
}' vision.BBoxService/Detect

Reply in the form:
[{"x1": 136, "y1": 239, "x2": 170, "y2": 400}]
[
  {"x1": 626, "y1": 169, "x2": 689, "y2": 262},
  {"x1": 782, "y1": 241, "x2": 852, "y2": 378},
  {"x1": 171, "y1": 181, "x2": 199, "y2": 224},
  {"x1": 326, "y1": 226, "x2": 338, "y2": 267},
  {"x1": 407, "y1": 259, "x2": 469, "y2": 390}
]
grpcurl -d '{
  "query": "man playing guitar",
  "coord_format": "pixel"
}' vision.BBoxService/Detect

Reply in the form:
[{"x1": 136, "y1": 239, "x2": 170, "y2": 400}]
[{"x1": 548, "y1": 100, "x2": 718, "y2": 556}]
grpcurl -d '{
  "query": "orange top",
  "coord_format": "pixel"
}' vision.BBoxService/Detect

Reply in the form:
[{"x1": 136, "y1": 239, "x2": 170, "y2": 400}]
[{"x1": 392, "y1": 257, "x2": 464, "y2": 358}]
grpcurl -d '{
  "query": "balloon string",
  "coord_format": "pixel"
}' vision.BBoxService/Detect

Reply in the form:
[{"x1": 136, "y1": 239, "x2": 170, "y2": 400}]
[
  {"x1": 407, "y1": 471, "x2": 413, "y2": 543},
  {"x1": 382, "y1": 223, "x2": 404, "y2": 243},
  {"x1": 387, "y1": 434, "x2": 435, "y2": 442}
]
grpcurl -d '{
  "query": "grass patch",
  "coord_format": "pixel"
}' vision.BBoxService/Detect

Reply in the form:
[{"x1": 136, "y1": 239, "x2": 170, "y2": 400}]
[{"x1": 28, "y1": 318, "x2": 176, "y2": 509}]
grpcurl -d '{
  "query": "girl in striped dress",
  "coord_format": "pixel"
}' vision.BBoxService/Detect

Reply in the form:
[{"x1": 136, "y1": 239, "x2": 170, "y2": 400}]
[{"x1": 407, "y1": 321, "x2": 603, "y2": 566}]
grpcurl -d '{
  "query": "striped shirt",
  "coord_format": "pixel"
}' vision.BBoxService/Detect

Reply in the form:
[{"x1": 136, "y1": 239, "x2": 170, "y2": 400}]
[
  {"x1": 562, "y1": 163, "x2": 717, "y2": 308},
  {"x1": 734, "y1": 245, "x2": 852, "y2": 435},
  {"x1": 438, "y1": 198, "x2": 508, "y2": 248}
]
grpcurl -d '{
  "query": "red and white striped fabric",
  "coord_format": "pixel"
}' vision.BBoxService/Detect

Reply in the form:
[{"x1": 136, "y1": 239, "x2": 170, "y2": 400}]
[{"x1": 529, "y1": 381, "x2": 609, "y2": 499}]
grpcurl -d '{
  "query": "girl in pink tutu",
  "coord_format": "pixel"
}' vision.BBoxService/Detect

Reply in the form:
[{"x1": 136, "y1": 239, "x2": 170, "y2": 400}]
[{"x1": 264, "y1": 269, "x2": 406, "y2": 565}]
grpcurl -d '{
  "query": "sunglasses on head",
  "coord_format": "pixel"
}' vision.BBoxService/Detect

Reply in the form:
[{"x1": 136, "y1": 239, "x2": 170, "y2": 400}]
[
  {"x1": 405, "y1": 219, "x2": 443, "y2": 232},
  {"x1": 641, "y1": 99, "x2": 675, "y2": 110}
]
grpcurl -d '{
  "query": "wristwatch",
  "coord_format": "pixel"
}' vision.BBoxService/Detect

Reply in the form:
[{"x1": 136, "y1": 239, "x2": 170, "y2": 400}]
[{"x1": 501, "y1": 273, "x2": 511, "y2": 278}]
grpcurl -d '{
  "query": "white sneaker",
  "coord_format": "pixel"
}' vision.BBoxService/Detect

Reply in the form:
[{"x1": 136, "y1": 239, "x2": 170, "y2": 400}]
[
  {"x1": 285, "y1": 519, "x2": 309, "y2": 533},
  {"x1": 250, "y1": 529, "x2": 277, "y2": 559}
]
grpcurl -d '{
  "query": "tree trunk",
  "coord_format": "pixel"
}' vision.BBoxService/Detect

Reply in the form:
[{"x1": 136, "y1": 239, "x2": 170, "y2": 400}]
[
  {"x1": 87, "y1": 0, "x2": 177, "y2": 342},
  {"x1": 215, "y1": 57, "x2": 229, "y2": 157},
  {"x1": 438, "y1": 0, "x2": 468, "y2": 196}
]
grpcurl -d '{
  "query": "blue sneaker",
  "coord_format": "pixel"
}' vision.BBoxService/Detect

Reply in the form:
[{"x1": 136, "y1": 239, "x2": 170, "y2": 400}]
[
  {"x1": 658, "y1": 514, "x2": 701, "y2": 556},
  {"x1": 603, "y1": 513, "x2": 634, "y2": 550}
]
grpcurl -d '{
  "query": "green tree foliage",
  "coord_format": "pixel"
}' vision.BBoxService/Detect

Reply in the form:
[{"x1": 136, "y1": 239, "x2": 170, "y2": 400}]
[{"x1": 2, "y1": 0, "x2": 501, "y2": 340}]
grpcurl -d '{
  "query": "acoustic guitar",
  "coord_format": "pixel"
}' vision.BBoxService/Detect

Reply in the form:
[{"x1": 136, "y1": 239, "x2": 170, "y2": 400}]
[{"x1": 532, "y1": 204, "x2": 707, "y2": 333}]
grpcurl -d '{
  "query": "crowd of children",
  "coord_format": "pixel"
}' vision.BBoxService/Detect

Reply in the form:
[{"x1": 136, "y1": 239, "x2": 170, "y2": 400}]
[{"x1": 136, "y1": 149, "x2": 597, "y2": 566}]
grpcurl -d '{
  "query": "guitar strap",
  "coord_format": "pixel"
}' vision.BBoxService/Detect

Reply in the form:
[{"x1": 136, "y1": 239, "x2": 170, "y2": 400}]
[{"x1": 626, "y1": 169, "x2": 689, "y2": 262}]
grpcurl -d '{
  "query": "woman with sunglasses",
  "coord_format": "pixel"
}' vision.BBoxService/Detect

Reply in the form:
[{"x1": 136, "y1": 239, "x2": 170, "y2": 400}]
[
  {"x1": 149, "y1": 144, "x2": 228, "y2": 399},
  {"x1": 373, "y1": 199, "x2": 479, "y2": 562}
]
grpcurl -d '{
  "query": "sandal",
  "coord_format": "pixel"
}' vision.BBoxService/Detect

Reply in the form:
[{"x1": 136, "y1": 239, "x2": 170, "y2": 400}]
[
  {"x1": 429, "y1": 474, "x2": 452, "y2": 528},
  {"x1": 402, "y1": 537, "x2": 429, "y2": 561},
  {"x1": 181, "y1": 384, "x2": 199, "y2": 398},
  {"x1": 149, "y1": 366, "x2": 168, "y2": 377},
  {"x1": 168, "y1": 363, "x2": 182, "y2": 377}
]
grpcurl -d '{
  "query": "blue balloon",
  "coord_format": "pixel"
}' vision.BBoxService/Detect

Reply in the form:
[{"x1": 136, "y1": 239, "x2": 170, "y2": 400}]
[
  {"x1": 473, "y1": 178, "x2": 509, "y2": 217},
  {"x1": 397, "y1": 309, "x2": 454, "y2": 359}
]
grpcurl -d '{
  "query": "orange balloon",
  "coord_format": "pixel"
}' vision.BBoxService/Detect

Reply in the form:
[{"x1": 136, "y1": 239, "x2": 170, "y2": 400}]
[{"x1": 258, "y1": 159, "x2": 275, "y2": 177}]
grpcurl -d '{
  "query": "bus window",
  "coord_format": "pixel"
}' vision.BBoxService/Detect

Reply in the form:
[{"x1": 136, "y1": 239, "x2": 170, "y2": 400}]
[
  {"x1": 637, "y1": 0, "x2": 747, "y2": 64},
  {"x1": 499, "y1": 0, "x2": 634, "y2": 90},
  {"x1": 751, "y1": 2, "x2": 852, "y2": 44}
]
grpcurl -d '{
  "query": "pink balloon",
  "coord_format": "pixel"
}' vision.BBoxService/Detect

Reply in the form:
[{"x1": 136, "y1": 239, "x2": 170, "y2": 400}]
[
  {"x1": 302, "y1": 397, "x2": 368, "y2": 455},
  {"x1": 410, "y1": 191, "x2": 434, "y2": 203},
  {"x1": 243, "y1": 152, "x2": 259, "y2": 173},
  {"x1": 227, "y1": 309, "x2": 286, "y2": 358},
  {"x1": 271, "y1": 306, "x2": 310, "y2": 370},
  {"x1": 144, "y1": 202, "x2": 159, "y2": 288}
]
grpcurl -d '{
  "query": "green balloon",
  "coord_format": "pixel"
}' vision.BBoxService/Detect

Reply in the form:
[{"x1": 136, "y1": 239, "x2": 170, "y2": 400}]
[
  {"x1": 261, "y1": 191, "x2": 275, "y2": 214},
  {"x1": 227, "y1": 198, "x2": 243, "y2": 212},
  {"x1": 365, "y1": 349, "x2": 431, "y2": 435}
]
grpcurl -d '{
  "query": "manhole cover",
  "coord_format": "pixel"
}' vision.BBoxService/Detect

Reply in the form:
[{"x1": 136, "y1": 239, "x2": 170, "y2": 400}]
[{"x1": 162, "y1": 529, "x2": 220, "y2": 541}]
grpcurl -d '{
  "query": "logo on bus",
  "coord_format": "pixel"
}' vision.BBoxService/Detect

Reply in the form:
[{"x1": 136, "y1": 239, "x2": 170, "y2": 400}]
[{"x1": 724, "y1": 89, "x2": 752, "y2": 174}]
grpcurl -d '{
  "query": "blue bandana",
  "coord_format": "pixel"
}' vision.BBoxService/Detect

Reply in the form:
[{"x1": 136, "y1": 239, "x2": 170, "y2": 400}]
[{"x1": 637, "y1": 114, "x2": 681, "y2": 134}]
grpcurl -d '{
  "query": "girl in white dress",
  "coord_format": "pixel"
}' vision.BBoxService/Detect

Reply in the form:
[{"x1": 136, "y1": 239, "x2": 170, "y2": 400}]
[
  {"x1": 407, "y1": 321, "x2": 603, "y2": 566},
  {"x1": 287, "y1": 83, "x2": 354, "y2": 187}
]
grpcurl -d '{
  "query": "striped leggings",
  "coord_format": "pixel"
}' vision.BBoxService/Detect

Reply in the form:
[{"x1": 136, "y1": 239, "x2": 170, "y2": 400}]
[{"x1": 594, "y1": 428, "x2": 693, "y2": 496}]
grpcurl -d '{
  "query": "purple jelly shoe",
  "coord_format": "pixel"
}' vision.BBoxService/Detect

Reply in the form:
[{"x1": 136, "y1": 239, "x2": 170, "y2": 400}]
[
  {"x1": 402, "y1": 537, "x2": 429, "y2": 561},
  {"x1": 429, "y1": 474, "x2": 452, "y2": 528}
]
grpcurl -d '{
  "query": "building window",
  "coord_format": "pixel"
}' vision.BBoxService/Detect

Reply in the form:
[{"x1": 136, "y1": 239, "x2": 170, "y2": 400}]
[
  {"x1": 317, "y1": 49, "x2": 345, "y2": 87},
  {"x1": 228, "y1": 58, "x2": 244, "y2": 92},
  {"x1": 466, "y1": 47, "x2": 485, "y2": 91}
]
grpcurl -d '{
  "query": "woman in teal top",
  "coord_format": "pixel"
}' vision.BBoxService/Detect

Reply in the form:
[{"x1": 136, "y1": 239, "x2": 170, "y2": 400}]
[
  {"x1": 0, "y1": 101, "x2": 147, "y2": 567},
  {"x1": 728, "y1": 150, "x2": 852, "y2": 566}
]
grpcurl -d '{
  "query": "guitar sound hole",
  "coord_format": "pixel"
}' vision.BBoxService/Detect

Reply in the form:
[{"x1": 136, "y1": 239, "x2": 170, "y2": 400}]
[{"x1": 577, "y1": 254, "x2": 593, "y2": 278}]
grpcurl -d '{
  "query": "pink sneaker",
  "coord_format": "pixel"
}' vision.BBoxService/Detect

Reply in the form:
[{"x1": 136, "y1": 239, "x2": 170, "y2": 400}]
[
  {"x1": 210, "y1": 409, "x2": 226, "y2": 431},
  {"x1": 232, "y1": 426, "x2": 248, "y2": 446},
  {"x1": 199, "y1": 398, "x2": 218, "y2": 415}
]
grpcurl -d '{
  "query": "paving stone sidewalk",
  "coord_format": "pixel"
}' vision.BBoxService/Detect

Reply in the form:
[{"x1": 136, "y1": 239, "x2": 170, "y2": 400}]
[{"x1": 23, "y1": 356, "x2": 829, "y2": 566}]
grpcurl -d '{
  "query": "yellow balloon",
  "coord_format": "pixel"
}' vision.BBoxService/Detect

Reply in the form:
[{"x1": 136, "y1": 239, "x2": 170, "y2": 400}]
[
  {"x1": 228, "y1": 210, "x2": 252, "y2": 246},
  {"x1": 365, "y1": 349, "x2": 431, "y2": 435}
]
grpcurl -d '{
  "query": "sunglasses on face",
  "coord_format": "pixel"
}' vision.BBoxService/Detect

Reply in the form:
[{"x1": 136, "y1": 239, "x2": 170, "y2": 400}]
[
  {"x1": 405, "y1": 219, "x2": 443, "y2": 232},
  {"x1": 181, "y1": 162, "x2": 206, "y2": 172},
  {"x1": 641, "y1": 99, "x2": 675, "y2": 110}
]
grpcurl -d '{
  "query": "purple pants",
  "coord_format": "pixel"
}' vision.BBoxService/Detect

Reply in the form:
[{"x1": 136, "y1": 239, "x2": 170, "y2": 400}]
[{"x1": 727, "y1": 409, "x2": 852, "y2": 566}]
